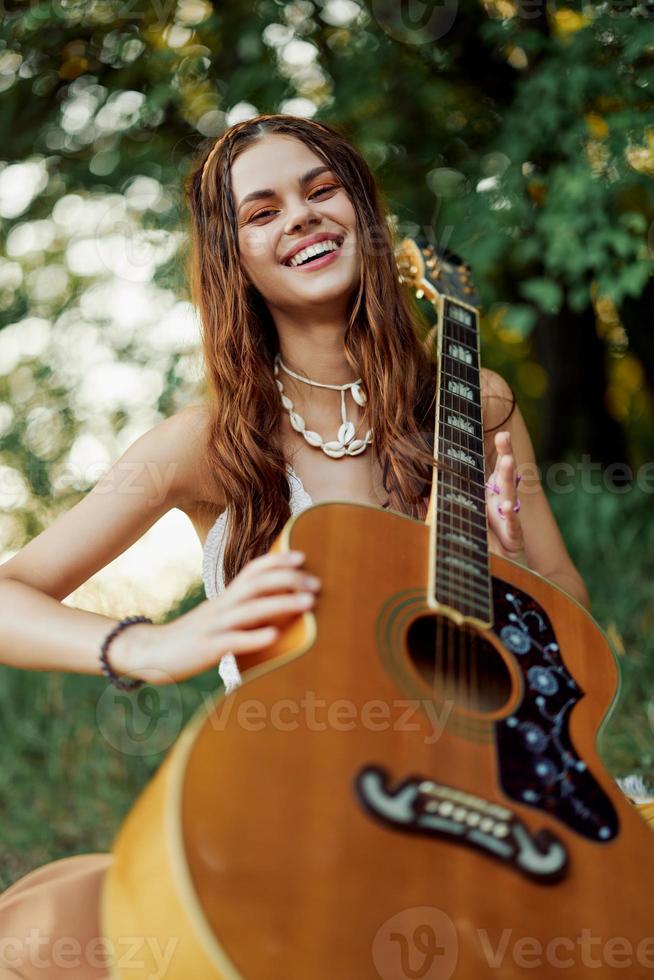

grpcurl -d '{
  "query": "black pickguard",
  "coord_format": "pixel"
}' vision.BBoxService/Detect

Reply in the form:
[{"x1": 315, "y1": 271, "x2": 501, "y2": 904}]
[{"x1": 492, "y1": 577, "x2": 618, "y2": 842}]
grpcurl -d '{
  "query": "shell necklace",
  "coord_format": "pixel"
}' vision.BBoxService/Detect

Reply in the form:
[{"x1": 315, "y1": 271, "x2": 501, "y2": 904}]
[{"x1": 274, "y1": 353, "x2": 373, "y2": 459}]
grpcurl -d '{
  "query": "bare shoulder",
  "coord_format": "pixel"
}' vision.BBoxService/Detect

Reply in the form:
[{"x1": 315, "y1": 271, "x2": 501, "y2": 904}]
[
  {"x1": 480, "y1": 367, "x2": 517, "y2": 476},
  {"x1": 480, "y1": 367, "x2": 515, "y2": 429}
]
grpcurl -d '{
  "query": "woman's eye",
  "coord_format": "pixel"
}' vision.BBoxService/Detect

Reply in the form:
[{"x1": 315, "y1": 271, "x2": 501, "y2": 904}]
[
  {"x1": 249, "y1": 208, "x2": 276, "y2": 221},
  {"x1": 310, "y1": 184, "x2": 339, "y2": 199}
]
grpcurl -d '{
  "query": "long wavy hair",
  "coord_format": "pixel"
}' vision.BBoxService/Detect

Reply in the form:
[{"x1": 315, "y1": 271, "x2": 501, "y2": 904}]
[{"x1": 184, "y1": 113, "x2": 514, "y2": 588}]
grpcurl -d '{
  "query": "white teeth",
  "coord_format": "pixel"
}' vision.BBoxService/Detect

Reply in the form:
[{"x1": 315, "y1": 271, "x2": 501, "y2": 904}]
[{"x1": 287, "y1": 238, "x2": 341, "y2": 267}]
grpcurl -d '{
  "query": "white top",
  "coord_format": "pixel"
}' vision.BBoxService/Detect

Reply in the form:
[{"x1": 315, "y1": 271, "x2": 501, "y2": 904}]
[{"x1": 201, "y1": 463, "x2": 313, "y2": 692}]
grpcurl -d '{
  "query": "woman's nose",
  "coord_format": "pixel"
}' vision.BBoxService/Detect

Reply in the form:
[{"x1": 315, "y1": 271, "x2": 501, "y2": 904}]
[{"x1": 284, "y1": 201, "x2": 321, "y2": 235}]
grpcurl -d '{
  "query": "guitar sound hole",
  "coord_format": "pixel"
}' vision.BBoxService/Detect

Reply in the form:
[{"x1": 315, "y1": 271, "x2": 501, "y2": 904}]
[{"x1": 406, "y1": 615, "x2": 512, "y2": 713}]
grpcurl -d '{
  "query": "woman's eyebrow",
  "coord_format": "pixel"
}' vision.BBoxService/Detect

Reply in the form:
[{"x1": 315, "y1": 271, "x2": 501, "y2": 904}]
[{"x1": 237, "y1": 165, "x2": 333, "y2": 211}]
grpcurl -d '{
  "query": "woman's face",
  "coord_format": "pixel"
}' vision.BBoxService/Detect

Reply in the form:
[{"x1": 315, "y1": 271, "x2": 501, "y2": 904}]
[{"x1": 231, "y1": 133, "x2": 360, "y2": 313}]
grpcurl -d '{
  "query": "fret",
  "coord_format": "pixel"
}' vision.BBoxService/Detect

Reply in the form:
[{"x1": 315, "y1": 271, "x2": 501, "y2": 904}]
[
  {"x1": 437, "y1": 501, "x2": 488, "y2": 537},
  {"x1": 438, "y1": 518, "x2": 488, "y2": 546},
  {"x1": 444, "y1": 530, "x2": 484, "y2": 552},
  {"x1": 438, "y1": 393, "x2": 482, "y2": 425},
  {"x1": 435, "y1": 567, "x2": 492, "y2": 602},
  {"x1": 444, "y1": 303, "x2": 477, "y2": 334},
  {"x1": 441, "y1": 554, "x2": 490, "y2": 578},
  {"x1": 439, "y1": 487, "x2": 487, "y2": 517},
  {"x1": 445, "y1": 445, "x2": 482, "y2": 470},
  {"x1": 445, "y1": 340, "x2": 475, "y2": 367},
  {"x1": 438, "y1": 515, "x2": 488, "y2": 543},
  {"x1": 442, "y1": 321, "x2": 480, "y2": 350},
  {"x1": 440, "y1": 355, "x2": 482, "y2": 389},
  {"x1": 438, "y1": 445, "x2": 485, "y2": 476},
  {"x1": 442, "y1": 333, "x2": 477, "y2": 355},
  {"x1": 436, "y1": 531, "x2": 490, "y2": 564},
  {"x1": 437, "y1": 450, "x2": 486, "y2": 492},
  {"x1": 446, "y1": 413, "x2": 482, "y2": 440},
  {"x1": 435, "y1": 582, "x2": 493, "y2": 609},
  {"x1": 438, "y1": 527, "x2": 488, "y2": 554},
  {"x1": 445, "y1": 378, "x2": 477, "y2": 403},
  {"x1": 440, "y1": 440, "x2": 484, "y2": 471},
  {"x1": 438, "y1": 467, "x2": 487, "y2": 497},
  {"x1": 440, "y1": 485, "x2": 484, "y2": 510}
]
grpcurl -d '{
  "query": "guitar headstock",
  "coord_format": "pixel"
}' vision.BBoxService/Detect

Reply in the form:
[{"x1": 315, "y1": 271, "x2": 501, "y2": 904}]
[{"x1": 392, "y1": 234, "x2": 481, "y2": 311}]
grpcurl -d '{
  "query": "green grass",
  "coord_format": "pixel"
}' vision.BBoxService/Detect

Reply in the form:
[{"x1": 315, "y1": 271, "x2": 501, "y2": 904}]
[{"x1": 1, "y1": 482, "x2": 652, "y2": 890}]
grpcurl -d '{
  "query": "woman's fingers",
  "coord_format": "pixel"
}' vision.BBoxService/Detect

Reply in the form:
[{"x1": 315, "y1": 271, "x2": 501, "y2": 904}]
[
  {"x1": 486, "y1": 430, "x2": 527, "y2": 563},
  {"x1": 236, "y1": 550, "x2": 306, "y2": 582},
  {"x1": 234, "y1": 567, "x2": 321, "y2": 600},
  {"x1": 216, "y1": 591, "x2": 316, "y2": 632},
  {"x1": 216, "y1": 626, "x2": 283, "y2": 653}
]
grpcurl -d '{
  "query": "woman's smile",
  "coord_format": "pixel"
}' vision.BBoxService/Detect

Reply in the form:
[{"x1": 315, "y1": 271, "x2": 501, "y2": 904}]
[{"x1": 282, "y1": 232, "x2": 344, "y2": 272}]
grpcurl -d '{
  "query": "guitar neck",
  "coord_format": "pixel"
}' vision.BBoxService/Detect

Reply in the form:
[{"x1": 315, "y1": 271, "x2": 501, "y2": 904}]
[{"x1": 427, "y1": 296, "x2": 494, "y2": 629}]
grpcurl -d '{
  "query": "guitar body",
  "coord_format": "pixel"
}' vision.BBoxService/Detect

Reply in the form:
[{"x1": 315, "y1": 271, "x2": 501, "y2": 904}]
[{"x1": 103, "y1": 501, "x2": 654, "y2": 979}]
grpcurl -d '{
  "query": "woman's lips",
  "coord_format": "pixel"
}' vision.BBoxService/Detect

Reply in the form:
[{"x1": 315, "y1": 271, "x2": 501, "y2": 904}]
[{"x1": 284, "y1": 240, "x2": 344, "y2": 272}]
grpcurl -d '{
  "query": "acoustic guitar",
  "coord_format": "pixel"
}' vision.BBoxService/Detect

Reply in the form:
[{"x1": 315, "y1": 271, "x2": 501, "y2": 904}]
[{"x1": 102, "y1": 236, "x2": 654, "y2": 979}]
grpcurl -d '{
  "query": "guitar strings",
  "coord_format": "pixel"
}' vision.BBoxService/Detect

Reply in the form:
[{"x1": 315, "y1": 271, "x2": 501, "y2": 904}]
[{"x1": 433, "y1": 300, "x2": 486, "y2": 722}]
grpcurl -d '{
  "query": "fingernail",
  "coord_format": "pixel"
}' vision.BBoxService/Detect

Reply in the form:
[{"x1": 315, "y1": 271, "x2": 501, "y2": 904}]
[
  {"x1": 288, "y1": 551, "x2": 305, "y2": 562},
  {"x1": 512, "y1": 499, "x2": 521, "y2": 513},
  {"x1": 515, "y1": 473, "x2": 522, "y2": 486},
  {"x1": 497, "y1": 503, "x2": 505, "y2": 520}
]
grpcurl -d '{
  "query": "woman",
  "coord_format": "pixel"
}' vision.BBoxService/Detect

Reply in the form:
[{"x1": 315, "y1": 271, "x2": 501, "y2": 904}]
[{"x1": 0, "y1": 113, "x2": 592, "y2": 978}]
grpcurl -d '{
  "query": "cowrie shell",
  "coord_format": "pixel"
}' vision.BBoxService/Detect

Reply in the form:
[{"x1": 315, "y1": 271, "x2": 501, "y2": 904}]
[
  {"x1": 337, "y1": 421, "x2": 355, "y2": 445},
  {"x1": 346, "y1": 439, "x2": 366, "y2": 455},
  {"x1": 303, "y1": 430, "x2": 322, "y2": 447},
  {"x1": 364, "y1": 429, "x2": 373, "y2": 443},
  {"x1": 351, "y1": 384, "x2": 366, "y2": 406},
  {"x1": 323, "y1": 441, "x2": 346, "y2": 458},
  {"x1": 275, "y1": 379, "x2": 283, "y2": 391},
  {"x1": 289, "y1": 411, "x2": 305, "y2": 433},
  {"x1": 281, "y1": 394, "x2": 293, "y2": 410}
]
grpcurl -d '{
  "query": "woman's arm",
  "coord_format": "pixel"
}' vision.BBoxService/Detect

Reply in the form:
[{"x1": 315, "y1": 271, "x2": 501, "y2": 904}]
[
  {"x1": 0, "y1": 406, "x2": 206, "y2": 675},
  {"x1": 481, "y1": 369, "x2": 592, "y2": 613}
]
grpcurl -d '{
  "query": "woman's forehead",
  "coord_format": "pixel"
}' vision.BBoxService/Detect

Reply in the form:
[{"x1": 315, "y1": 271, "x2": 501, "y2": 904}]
[{"x1": 231, "y1": 134, "x2": 328, "y2": 203}]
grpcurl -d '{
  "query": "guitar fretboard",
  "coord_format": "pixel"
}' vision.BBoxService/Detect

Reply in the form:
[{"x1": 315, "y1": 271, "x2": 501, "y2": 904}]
[{"x1": 432, "y1": 299, "x2": 493, "y2": 625}]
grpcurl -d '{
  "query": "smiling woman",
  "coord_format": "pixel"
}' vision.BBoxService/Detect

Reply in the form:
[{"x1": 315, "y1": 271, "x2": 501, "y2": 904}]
[{"x1": 0, "y1": 113, "x2": 599, "y2": 977}]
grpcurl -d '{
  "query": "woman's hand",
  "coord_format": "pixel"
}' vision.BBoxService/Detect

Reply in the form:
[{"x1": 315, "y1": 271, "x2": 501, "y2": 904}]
[
  {"x1": 485, "y1": 430, "x2": 528, "y2": 567},
  {"x1": 112, "y1": 550, "x2": 320, "y2": 686}
]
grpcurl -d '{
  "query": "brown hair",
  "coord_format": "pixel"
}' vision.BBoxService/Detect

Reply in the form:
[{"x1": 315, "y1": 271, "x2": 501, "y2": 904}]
[{"x1": 184, "y1": 113, "x2": 514, "y2": 587}]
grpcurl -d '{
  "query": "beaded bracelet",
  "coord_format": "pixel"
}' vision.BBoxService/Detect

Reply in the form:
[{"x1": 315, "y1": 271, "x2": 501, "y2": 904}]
[{"x1": 99, "y1": 615, "x2": 152, "y2": 691}]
